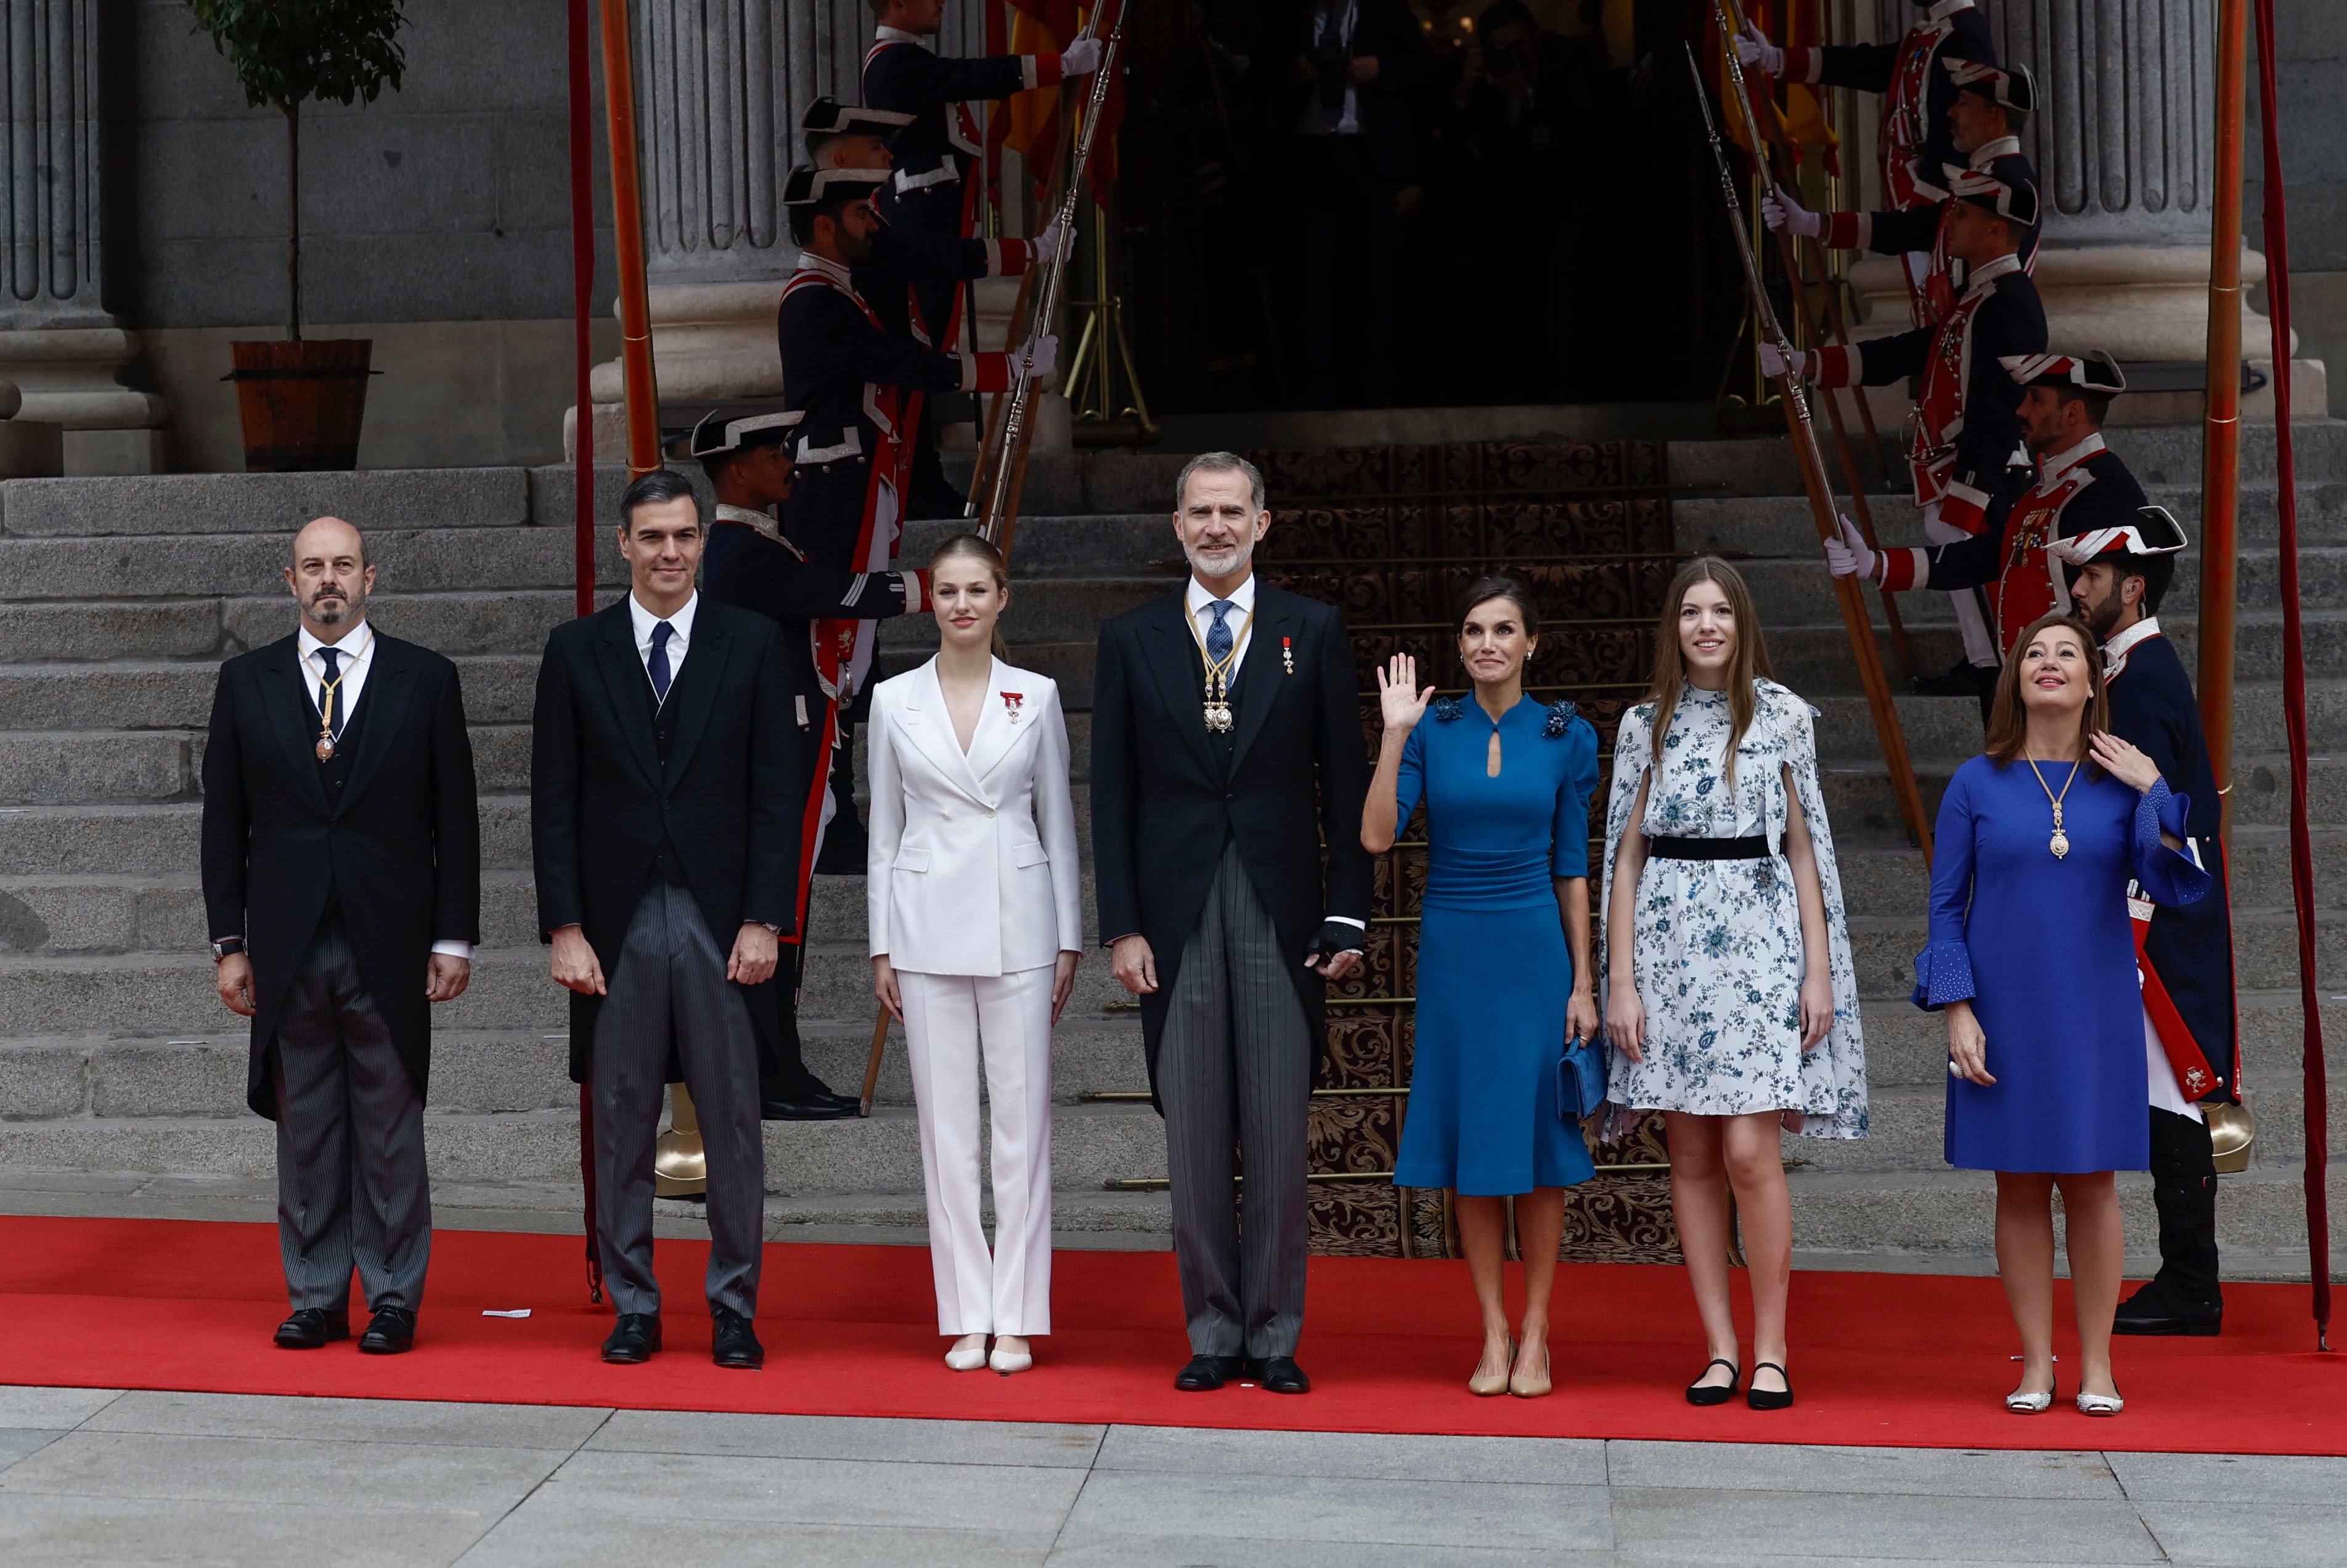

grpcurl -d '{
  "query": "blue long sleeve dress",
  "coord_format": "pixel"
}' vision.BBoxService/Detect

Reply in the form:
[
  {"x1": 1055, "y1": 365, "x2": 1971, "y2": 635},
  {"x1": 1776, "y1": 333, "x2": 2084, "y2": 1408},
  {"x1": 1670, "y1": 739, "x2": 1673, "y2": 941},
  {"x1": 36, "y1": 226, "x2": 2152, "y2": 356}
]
[
  {"x1": 1391, "y1": 696, "x2": 1600, "y2": 1196},
  {"x1": 1917, "y1": 757, "x2": 2211, "y2": 1173}
]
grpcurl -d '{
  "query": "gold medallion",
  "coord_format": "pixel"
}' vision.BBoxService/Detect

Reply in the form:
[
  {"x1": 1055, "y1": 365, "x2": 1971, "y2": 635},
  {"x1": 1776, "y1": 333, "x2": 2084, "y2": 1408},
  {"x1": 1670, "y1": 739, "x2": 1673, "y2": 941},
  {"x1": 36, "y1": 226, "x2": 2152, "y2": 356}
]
[
  {"x1": 2027, "y1": 759, "x2": 2080, "y2": 862},
  {"x1": 1204, "y1": 699, "x2": 1233, "y2": 734},
  {"x1": 315, "y1": 736, "x2": 336, "y2": 762}
]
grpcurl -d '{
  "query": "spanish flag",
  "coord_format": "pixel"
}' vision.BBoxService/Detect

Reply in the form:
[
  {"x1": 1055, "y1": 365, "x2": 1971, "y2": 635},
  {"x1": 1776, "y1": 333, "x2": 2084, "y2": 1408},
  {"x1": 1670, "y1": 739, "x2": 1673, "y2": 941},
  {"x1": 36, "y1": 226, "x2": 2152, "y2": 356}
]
[{"x1": 1003, "y1": 0, "x2": 1123, "y2": 205}]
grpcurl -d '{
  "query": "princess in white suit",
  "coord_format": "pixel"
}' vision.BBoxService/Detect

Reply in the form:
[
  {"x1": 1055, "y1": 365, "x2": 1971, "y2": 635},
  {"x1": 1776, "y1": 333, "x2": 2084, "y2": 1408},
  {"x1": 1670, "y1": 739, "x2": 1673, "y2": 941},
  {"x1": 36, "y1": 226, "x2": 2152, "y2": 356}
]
[{"x1": 868, "y1": 534, "x2": 1084, "y2": 1375}]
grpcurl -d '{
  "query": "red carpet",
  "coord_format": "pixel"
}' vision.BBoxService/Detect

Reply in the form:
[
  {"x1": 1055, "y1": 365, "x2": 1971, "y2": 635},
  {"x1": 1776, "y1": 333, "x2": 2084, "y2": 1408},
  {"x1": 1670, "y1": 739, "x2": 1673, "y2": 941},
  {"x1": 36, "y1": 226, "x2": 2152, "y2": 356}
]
[{"x1": 4, "y1": 1215, "x2": 2340, "y2": 1453}]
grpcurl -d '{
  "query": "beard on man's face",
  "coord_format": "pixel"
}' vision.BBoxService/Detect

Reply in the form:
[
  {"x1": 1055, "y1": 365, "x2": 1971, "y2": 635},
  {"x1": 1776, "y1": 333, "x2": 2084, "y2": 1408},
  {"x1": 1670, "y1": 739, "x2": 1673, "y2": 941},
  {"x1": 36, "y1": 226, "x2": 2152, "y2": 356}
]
[{"x1": 305, "y1": 582, "x2": 361, "y2": 625}]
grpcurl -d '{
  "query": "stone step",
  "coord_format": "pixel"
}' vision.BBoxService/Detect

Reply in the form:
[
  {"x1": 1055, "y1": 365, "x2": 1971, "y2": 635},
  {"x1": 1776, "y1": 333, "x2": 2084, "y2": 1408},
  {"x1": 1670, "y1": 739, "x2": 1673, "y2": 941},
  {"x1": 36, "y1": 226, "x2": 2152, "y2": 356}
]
[
  {"x1": 0, "y1": 723, "x2": 534, "y2": 806},
  {"x1": 1826, "y1": 823, "x2": 2347, "y2": 918},
  {"x1": 1783, "y1": 1159, "x2": 2345, "y2": 1254},
  {"x1": 1676, "y1": 480, "x2": 2347, "y2": 560},
  {"x1": 0, "y1": 1099, "x2": 1170, "y2": 1194},
  {"x1": 0, "y1": 468, "x2": 535, "y2": 538},
  {"x1": 0, "y1": 942, "x2": 1150, "y2": 1039},
  {"x1": 0, "y1": 857, "x2": 1109, "y2": 957},
  {"x1": 1857, "y1": 991, "x2": 2347, "y2": 1085},
  {"x1": 1841, "y1": 906, "x2": 2347, "y2": 1000},
  {"x1": 0, "y1": 1015, "x2": 1149, "y2": 1120}
]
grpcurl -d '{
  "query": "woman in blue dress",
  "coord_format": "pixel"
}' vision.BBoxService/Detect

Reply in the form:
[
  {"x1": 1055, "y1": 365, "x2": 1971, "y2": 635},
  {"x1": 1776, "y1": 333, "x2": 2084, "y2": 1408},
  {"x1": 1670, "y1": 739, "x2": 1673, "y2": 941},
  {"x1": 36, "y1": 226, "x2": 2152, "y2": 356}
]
[
  {"x1": 1919, "y1": 613, "x2": 2210, "y2": 1418},
  {"x1": 1361, "y1": 576, "x2": 1600, "y2": 1400}
]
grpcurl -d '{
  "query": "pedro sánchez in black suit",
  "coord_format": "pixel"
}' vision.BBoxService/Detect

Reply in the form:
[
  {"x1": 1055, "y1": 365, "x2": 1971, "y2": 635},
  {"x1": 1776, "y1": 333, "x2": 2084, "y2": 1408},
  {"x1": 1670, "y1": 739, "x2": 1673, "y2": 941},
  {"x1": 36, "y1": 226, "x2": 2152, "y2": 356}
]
[
  {"x1": 1092, "y1": 451, "x2": 1373, "y2": 1395},
  {"x1": 531, "y1": 470, "x2": 801, "y2": 1370},
  {"x1": 202, "y1": 516, "x2": 480, "y2": 1355}
]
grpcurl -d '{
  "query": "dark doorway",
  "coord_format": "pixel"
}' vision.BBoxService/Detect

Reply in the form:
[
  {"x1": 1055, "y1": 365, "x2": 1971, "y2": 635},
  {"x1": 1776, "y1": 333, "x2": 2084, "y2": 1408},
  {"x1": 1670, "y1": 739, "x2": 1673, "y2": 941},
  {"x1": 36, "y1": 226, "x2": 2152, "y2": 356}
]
[{"x1": 1116, "y1": 0, "x2": 1741, "y2": 418}]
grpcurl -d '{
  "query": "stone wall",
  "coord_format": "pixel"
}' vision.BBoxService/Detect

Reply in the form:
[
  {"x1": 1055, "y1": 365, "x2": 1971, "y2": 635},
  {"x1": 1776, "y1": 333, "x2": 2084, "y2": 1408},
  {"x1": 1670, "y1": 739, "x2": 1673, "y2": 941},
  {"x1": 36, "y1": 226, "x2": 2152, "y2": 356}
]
[{"x1": 2247, "y1": 1, "x2": 2347, "y2": 410}]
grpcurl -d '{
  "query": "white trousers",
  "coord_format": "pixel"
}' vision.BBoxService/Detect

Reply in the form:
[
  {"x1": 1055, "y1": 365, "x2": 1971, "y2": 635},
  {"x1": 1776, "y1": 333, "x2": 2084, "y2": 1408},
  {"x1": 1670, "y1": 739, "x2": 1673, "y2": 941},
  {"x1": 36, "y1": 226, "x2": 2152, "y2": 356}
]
[
  {"x1": 1924, "y1": 500, "x2": 2001, "y2": 668},
  {"x1": 897, "y1": 965, "x2": 1055, "y2": 1335}
]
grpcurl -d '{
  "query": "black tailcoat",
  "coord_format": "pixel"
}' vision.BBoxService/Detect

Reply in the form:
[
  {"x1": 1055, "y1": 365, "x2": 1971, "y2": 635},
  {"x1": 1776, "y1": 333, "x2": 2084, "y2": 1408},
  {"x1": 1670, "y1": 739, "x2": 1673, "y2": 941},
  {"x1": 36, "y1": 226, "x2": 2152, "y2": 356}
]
[
  {"x1": 201, "y1": 632, "x2": 481, "y2": 1118},
  {"x1": 2105, "y1": 627, "x2": 2240, "y2": 1096},
  {"x1": 529, "y1": 597, "x2": 802, "y2": 1085},
  {"x1": 1090, "y1": 584, "x2": 1373, "y2": 1101}
]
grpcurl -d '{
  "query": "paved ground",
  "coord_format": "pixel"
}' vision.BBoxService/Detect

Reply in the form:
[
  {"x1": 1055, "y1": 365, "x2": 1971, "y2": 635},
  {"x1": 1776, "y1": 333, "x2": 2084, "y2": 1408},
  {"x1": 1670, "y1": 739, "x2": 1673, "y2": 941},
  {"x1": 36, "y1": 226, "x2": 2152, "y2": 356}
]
[{"x1": 0, "y1": 1384, "x2": 2336, "y2": 1566}]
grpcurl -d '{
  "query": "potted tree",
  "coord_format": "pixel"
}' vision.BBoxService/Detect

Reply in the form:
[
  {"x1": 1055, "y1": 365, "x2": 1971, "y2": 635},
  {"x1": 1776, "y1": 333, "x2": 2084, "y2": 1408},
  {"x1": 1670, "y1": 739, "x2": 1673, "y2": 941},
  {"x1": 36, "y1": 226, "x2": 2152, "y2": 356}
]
[{"x1": 188, "y1": 1, "x2": 410, "y2": 471}]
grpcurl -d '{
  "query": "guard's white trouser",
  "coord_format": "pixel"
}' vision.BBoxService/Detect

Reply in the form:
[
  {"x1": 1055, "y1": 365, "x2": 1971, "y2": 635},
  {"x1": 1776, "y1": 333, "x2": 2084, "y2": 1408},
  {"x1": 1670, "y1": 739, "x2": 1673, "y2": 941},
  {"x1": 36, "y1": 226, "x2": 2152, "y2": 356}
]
[
  {"x1": 897, "y1": 964, "x2": 1056, "y2": 1335},
  {"x1": 1924, "y1": 499, "x2": 2001, "y2": 668}
]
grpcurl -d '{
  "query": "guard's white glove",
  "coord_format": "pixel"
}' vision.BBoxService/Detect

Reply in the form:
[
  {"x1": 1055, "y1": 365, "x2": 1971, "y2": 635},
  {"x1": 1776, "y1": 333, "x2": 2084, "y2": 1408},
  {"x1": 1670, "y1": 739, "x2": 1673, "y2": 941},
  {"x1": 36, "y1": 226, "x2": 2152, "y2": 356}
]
[
  {"x1": 1030, "y1": 218, "x2": 1066, "y2": 264},
  {"x1": 1756, "y1": 341, "x2": 1810, "y2": 380},
  {"x1": 1823, "y1": 515, "x2": 1877, "y2": 581},
  {"x1": 1734, "y1": 21, "x2": 1784, "y2": 75},
  {"x1": 1060, "y1": 36, "x2": 1104, "y2": 77},
  {"x1": 1019, "y1": 331, "x2": 1060, "y2": 379},
  {"x1": 1761, "y1": 183, "x2": 1822, "y2": 238}
]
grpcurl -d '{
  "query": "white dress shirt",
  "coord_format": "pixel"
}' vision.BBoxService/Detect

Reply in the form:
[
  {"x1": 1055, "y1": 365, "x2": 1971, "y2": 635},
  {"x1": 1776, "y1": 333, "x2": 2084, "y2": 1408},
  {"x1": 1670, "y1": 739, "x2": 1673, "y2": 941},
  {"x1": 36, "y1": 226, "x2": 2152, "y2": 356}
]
[
  {"x1": 280, "y1": 618, "x2": 471, "y2": 962},
  {"x1": 298, "y1": 620, "x2": 375, "y2": 729},
  {"x1": 627, "y1": 590, "x2": 697, "y2": 696},
  {"x1": 1185, "y1": 573, "x2": 1258, "y2": 674}
]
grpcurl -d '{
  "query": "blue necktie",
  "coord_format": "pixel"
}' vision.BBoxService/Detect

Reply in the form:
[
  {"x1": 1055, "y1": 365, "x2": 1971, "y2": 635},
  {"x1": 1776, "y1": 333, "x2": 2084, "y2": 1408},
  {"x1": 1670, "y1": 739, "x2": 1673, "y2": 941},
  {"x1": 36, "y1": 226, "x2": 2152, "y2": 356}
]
[
  {"x1": 316, "y1": 646, "x2": 343, "y2": 737},
  {"x1": 1207, "y1": 600, "x2": 1235, "y2": 669},
  {"x1": 648, "y1": 622, "x2": 674, "y2": 704}
]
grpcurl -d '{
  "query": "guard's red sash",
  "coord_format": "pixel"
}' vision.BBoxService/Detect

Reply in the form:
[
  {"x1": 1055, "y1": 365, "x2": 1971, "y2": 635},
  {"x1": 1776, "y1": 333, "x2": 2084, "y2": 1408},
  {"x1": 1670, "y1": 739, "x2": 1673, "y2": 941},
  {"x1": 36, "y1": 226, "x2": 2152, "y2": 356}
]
[{"x1": 2130, "y1": 884, "x2": 2224, "y2": 1102}]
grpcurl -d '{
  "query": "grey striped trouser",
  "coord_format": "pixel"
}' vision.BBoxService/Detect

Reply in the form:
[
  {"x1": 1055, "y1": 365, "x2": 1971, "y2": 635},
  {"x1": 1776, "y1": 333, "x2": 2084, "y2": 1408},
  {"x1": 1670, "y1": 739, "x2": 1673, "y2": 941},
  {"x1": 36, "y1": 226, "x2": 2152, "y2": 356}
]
[
  {"x1": 274, "y1": 913, "x2": 431, "y2": 1315},
  {"x1": 1158, "y1": 839, "x2": 1314, "y2": 1359}
]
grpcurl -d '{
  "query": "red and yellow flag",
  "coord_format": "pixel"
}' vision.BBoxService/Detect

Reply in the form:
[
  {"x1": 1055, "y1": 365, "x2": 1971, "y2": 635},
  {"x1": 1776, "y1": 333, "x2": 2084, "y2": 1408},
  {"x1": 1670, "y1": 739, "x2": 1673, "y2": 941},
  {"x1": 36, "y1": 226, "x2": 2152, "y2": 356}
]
[{"x1": 1003, "y1": 0, "x2": 1122, "y2": 206}]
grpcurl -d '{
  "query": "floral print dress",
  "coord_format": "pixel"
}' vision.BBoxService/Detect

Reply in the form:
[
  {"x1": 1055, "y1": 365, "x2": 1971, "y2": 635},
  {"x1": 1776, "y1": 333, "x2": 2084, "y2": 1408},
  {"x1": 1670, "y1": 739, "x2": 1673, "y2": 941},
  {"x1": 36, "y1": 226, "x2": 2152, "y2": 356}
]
[{"x1": 1596, "y1": 679, "x2": 1867, "y2": 1137}]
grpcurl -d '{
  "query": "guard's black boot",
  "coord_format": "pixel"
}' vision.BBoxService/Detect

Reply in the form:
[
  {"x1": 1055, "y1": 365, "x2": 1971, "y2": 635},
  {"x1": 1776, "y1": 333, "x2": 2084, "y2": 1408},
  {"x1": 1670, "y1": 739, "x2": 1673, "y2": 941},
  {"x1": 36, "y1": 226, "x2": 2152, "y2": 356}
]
[{"x1": 2119, "y1": 1111, "x2": 2223, "y2": 1336}]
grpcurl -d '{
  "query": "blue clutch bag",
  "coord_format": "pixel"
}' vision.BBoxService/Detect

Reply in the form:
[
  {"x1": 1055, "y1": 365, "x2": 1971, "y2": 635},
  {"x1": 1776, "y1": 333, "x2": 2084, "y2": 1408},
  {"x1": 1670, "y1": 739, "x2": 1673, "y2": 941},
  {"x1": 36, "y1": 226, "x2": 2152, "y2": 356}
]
[{"x1": 1557, "y1": 1035, "x2": 1607, "y2": 1122}]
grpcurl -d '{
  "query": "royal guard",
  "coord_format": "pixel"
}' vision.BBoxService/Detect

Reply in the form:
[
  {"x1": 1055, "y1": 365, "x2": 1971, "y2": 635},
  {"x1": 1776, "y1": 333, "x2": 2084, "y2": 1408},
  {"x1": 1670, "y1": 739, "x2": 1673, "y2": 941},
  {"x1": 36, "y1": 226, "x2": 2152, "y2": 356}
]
[
  {"x1": 777, "y1": 164, "x2": 1055, "y2": 868},
  {"x1": 864, "y1": 0, "x2": 1103, "y2": 517},
  {"x1": 1766, "y1": 166, "x2": 2045, "y2": 700},
  {"x1": 802, "y1": 95, "x2": 1065, "y2": 353},
  {"x1": 688, "y1": 408, "x2": 931, "y2": 1121},
  {"x1": 1822, "y1": 352, "x2": 2138, "y2": 691},
  {"x1": 2052, "y1": 507, "x2": 2236, "y2": 1337},
  {"x1": 1765, "y1": 59, "x2": 2039, "y2": 321},
  {"x1": 1737, "y1": 0, "x2": 1998, "y2": 321}
]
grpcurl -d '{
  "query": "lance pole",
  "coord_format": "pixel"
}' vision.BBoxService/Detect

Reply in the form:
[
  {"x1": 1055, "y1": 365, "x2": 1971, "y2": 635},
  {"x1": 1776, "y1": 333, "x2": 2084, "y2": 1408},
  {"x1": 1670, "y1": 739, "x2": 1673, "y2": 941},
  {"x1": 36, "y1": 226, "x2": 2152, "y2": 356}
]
[
  {"x1": 598, "y1": 0, "x2": 661, "y2": 477},
  {"x1": 978, "y1": 1, "x2": 1125, "y2": 560},
  {"x1": 1714, "y1": 3, "x2": 1914, "y2": 680},
  {"x1": 1689, "y1": 44, "x2": 1931, "y2": 860}
]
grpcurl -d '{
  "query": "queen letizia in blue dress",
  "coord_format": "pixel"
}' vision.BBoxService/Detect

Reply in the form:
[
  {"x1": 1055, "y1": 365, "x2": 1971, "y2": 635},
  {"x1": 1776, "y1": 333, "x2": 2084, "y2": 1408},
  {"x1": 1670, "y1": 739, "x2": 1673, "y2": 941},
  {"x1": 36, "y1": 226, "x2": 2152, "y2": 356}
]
[{"x1": 1362, "y1": 577, "x2": 1599, "y2": 1400}]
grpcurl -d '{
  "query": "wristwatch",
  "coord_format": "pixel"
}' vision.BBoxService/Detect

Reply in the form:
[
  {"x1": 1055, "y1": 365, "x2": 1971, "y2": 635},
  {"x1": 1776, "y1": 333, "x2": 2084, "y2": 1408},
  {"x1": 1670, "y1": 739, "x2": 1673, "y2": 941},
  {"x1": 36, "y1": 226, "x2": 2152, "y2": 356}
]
[{"x1": 210, "y1": 937, "x2": 244, "y2": 961}]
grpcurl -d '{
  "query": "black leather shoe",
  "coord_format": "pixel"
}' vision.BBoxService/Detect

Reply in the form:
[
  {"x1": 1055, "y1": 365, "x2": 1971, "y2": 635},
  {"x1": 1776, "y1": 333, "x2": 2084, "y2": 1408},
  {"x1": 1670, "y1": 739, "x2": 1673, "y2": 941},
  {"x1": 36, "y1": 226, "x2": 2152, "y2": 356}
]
[
  {"x1": 602, "y1": 1313, "x2": 663, "y2": 1363},
  {"x1": 1252, "y1": 1355, "x2": 1312, "y2": 1395},
  {"x1": 358, "y1": 1307, "x2": 417, "y2": 1355},
  {"x1": 1174, "y1": 1354, "x2": 1244, "y2": 1391},
  {"x1": 1747, "y1": 1360, "x2": 1795, "y2": 1411},
  {"x1": 273, "y1": 1308, "x2": 350, "y2": 1350},
  {"x1": 761, "y1": 1095, "x2": 860, "y2": 1121},
  {"x1": 711, "y1": 1305, "x2": 764, "y2": 1369},
  {"x1": 2113, "y1": 1292, "x2": 2223, "y2": 1337}
]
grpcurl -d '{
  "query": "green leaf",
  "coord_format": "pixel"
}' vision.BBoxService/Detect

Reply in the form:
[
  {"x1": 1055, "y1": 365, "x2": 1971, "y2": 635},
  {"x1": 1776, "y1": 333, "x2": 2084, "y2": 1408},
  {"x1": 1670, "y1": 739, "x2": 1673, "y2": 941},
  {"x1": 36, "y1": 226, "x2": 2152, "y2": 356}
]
[{"x1": 184, "y1": 0, "x2": 410, "y2": 112}]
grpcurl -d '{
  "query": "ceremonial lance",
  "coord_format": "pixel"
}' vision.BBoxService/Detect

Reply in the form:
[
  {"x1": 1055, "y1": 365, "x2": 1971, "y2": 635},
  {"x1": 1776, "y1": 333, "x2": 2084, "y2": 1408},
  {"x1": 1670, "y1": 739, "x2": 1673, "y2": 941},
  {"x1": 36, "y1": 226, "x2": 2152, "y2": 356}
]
[
  {"x1": 975, "y1": 0, "x2": 1127, "y2": 560},
  {"x1": 1686, "y1": 42, "x2": 1933, "y2": 862}
]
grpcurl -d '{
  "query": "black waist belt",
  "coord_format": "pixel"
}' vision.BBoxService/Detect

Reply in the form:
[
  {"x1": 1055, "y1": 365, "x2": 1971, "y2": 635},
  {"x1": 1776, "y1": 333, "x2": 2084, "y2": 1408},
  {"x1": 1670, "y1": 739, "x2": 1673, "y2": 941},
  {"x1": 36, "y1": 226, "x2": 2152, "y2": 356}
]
[{"x1": 1648, "y1": 835, "x2": 1778, "y2": 861}]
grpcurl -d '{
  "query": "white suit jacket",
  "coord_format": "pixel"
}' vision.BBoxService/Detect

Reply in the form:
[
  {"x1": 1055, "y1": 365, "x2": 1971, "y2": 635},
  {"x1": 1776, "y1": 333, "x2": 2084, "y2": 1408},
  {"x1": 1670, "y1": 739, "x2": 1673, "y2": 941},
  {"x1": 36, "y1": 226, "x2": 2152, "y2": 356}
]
[{"x1": 866, "y1": 656, "x2": 1084, "y2": 975}]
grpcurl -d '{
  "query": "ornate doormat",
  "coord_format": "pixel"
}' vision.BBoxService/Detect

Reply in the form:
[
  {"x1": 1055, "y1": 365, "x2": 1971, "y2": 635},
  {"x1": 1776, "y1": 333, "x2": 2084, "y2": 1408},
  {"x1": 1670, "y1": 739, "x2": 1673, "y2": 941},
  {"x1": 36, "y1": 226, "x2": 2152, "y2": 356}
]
[{"x1": 1246, "y1": 440, "x2": 1687, "y2": 1261}]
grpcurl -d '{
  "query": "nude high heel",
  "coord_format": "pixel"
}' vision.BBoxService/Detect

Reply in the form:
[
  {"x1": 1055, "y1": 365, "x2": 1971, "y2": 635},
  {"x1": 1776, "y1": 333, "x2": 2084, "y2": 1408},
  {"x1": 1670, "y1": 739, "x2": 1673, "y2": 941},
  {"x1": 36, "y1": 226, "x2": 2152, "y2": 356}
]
[
  {"x1": 1468, "y1": 1336, "x2": 1513, "y2": 1397},
  {"x1": 1508, "y1": 1341, "x2": 1552, "y2": 1399}
]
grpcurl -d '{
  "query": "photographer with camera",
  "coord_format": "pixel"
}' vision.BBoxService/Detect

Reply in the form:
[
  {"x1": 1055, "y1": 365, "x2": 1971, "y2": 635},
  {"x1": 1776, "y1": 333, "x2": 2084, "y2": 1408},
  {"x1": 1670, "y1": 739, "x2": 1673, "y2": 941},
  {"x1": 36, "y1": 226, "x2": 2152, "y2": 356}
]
[{"x1": 1279, "y1": 0, "x2": 1431, "y2": 407}]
